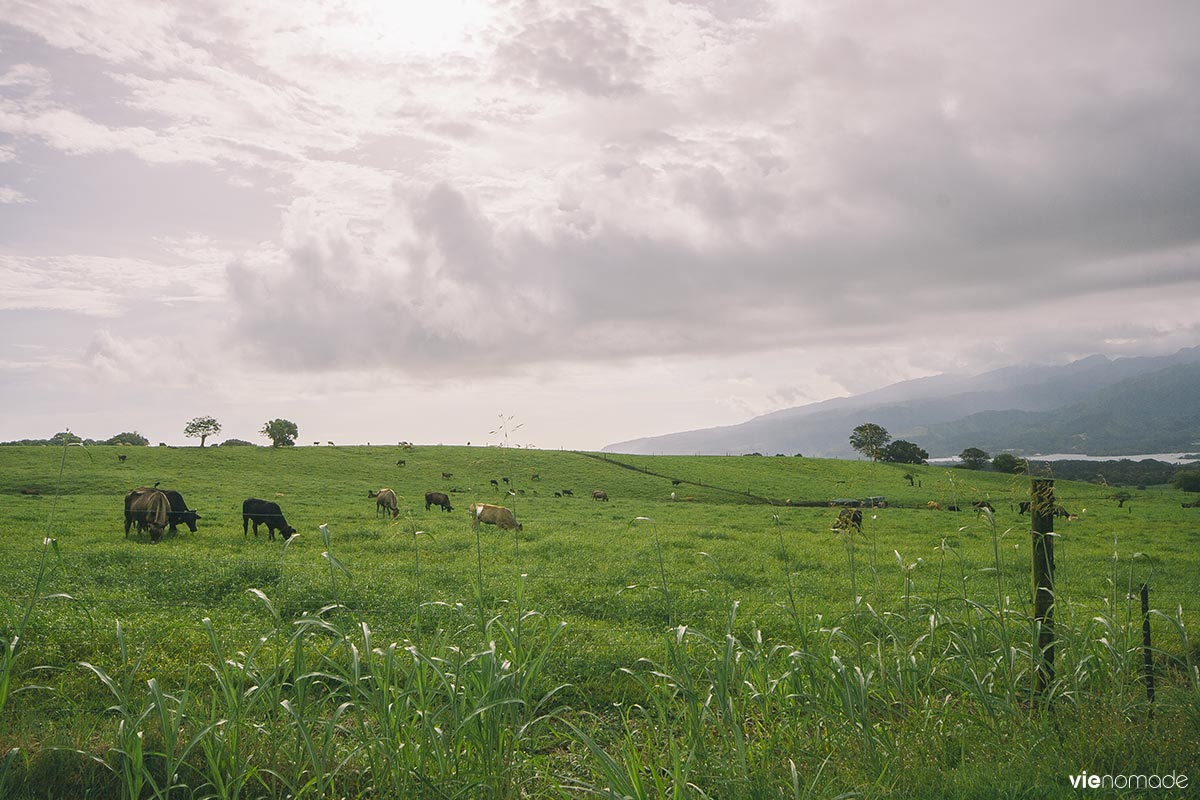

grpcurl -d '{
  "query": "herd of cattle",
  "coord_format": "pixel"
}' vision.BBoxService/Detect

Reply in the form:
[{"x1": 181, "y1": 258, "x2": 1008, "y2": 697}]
[
  {"x1": 122, "y1": 479, "x2": 1107, "y2": 544},
  {"x1": 121, "y1": 482, "x2": 604, "y2": 542}
]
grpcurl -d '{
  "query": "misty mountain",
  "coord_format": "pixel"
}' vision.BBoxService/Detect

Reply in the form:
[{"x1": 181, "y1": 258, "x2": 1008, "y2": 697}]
[{"x1": 603, "y1": 347, "x2": 1200, "y2": 458}]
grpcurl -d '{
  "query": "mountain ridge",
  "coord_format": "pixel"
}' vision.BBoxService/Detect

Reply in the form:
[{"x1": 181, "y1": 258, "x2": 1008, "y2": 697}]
[{"x1": 603, "y1": 347, "x2": 1200, "y2": 458}]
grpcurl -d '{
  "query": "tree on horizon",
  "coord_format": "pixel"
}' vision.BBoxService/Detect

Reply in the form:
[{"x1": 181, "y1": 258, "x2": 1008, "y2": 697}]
[{"x1": 184, "y1": 416, "x2": 222, "y2": 447}]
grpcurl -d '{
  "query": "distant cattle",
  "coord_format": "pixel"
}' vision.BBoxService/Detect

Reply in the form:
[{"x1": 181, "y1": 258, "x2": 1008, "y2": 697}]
[
  {"x1": 442, "y1": 472, "x2": 453, "y2": 480},
  {"x1": 671, "y1": 479, "x2": 682, "y2": 486},
  {"x1": 945, "y1": 505, "x2": 961, "y2": 512},
  {"x1": 396, "y1": 459, "x2": 406, "y2": 467},
  {"x1": 159, "y1": 489, "x2": 200, "y2": 534},
  {"x1": 832, "y1": 507, "x2": 863, "y2": 532},
  {"x1": 117, "y1": 454, "x2": 127, "y2": 463},
  {"x1": 369, "y1": 488, "x2": 398, "y2": 518},
  {"x1": 1018, "y1": 501, "x2": 1071, "y2": 517},
  {"x1": 554, "y1": 492, "x2": 562, "y2": 497},
  {"x1": 125, "y1": 488, "x2": 170, "y2": 542},
  {"x1": 927, "y1": 501, "x2": 941, "y2": 510},
  {"x1": 1183, "y1": 501, "x2": 1199, "y2": 509},
  {"x1": 425, "y1": 491, "x2": 453, "y2": 512},
  {"x1": 531, "y1": 473, "x2": 540, "y2": 481},
  {"x1": 561, "y1": 489, "x2": 574, "y2": 496},
  {"x1": 242, "y1": 498, "x2": 297, "y2": 540},
  {"x1": 592, "y1": 490, "x2": 609, "y2": 501},
  {"x1": 502, "y1": 477, "x2": 510, "y2": 485},
  {"x1": 973, "y1": 501, "x2": 995, "y2": 512},
  {"x1": 469, "y1": 502, "x2": 522, "y2": 531},
  {"x1": 490, "y1": 479, "x2": 499, "y2": 488}
]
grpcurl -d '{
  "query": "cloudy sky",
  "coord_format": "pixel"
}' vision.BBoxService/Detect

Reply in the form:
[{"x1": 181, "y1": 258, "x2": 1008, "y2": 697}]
[{"x1": 2, "y1": 1, "x2": 1198, "y2": 450}]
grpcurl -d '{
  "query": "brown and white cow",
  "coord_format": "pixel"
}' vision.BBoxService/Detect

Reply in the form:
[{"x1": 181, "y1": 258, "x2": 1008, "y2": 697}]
[
  {"x1": 369, "y1": 488, "x2": 398, "y2": 518},
  {"x1": 468, "y1": 502, "x2": 522, "y2": 531},
  {"x1": 125, "y1": 487, "x2": 170, "y2": 542}
]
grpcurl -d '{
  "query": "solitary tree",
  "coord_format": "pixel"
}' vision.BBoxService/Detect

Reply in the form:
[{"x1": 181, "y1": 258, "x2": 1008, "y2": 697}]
[
  {"x1": 1174, "y1": 469, "x2": 1200, "y2": 493},
  {"x1": 880, "y1": 440, "x2": 929, "y2": 465},
  {"x1": 184, "y1": 416, "x2": 222, "y2": 447},
  {"x1": 991, "y1": 453, "x2": 1027, "y2": 474},
  {"x1": 959, "y1": 447, "x2": 991, "y2": 470},
  {"x1": 261, "y1": 418, "x2": 299, "y2": 448},
  {"x1": 849, "y1": 423, "x2": 891, "y2": 462}
]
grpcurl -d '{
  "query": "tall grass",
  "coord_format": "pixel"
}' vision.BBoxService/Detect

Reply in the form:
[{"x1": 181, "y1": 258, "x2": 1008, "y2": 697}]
[{"x1": 2, "y1": 445, "x2": 1198, "y2": 797}]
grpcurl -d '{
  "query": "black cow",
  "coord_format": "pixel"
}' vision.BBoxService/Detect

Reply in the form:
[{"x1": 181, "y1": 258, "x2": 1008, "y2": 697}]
[
  {"x1": 161, "y1": 489, "x2": 200, "y2": 533},
  {"x1": 973, "y1": 501, "x2": 995, "y2": 512},
  {"x1": 242, "y1": 498, "x2": 297, "y2": 540},
  {"x1": 1019, "y1": 501, "x2": 1030, "y2": 515},
  {"x1": 425, "y1": 491, "x2": 453, "y2": 512}
]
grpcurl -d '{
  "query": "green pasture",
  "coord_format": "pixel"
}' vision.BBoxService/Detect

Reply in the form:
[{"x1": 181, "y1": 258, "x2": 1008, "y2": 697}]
[{"x1": 1, "y1": 444, "x2": 1198, "y2": 798}]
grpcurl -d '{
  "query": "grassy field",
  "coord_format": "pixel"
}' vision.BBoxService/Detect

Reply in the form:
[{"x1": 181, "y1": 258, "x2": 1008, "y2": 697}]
[{"x1": 1, "y1": 443, "x2": 1198, "y2": 798}]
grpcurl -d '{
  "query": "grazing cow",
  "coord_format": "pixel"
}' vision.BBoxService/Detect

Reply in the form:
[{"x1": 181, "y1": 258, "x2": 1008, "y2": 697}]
[
  {"x1": 369, "y1": 488, "x2": 398, "y2": 518},
  {"x1": 502, "y1": 477, "x2": 510, "y2": 485},
  {"x1": 1053, "y1": 505, "x2": 1071, "y2": 518},
  {"x1": 832, "y1": 507, "x2": 863, "y2": 532},
  {"x1": 469, "y1": 502, "x2": 522, "y2": 531},
  {"x1": 554, "y1": 492, "x2": 562, "y2": 497},
  {"x1": 158, "y1": 489, "x2": 200, "y2": 534},
  {"x1": 442, "y1": 472, "x2": 453, "y2": 480},
  {"x1": 1018, "y1": 501, "x2": 1031, "y2": 515},
  {"x1": 672, "y1": 479, "x2": 682, "y2": 486},
  {"x1": 592, "y1": 490, "x2": 609, "y2": 501},
  {"x1": 945, "y1": 505, "x2": 961, "y2": 512},
  {"x1": 490, "y1": 479, "x2": 499, "y2": 488},
  {"x1": 561, "y1": 489, "x2": 574, "y2": 496},
  {"x1": 1182, "y1": 501, "x2": 1198, "y2": 509},
  {"x1": 117, "y1": 454, "x2": 127, "y2": 463},
  {"x1": 242, "y1": 498, "x2": 297, "y2": 540},
  {"x1": 425, "y1": 491, "x2": 453, "y2": 512},
  {"x1": 125, "y1": 488, "x2": 170, "y2": 542},
  {"x1": 927, "y1": 501, "x2": 941, "y2": 510},
  {"x1": 531, "y1": 473, "x2": 540, "y2": 481},
  {"x1": 973, "y1": 501, "x2": 995, "y2": 512},
  {"x1": 396, "y1": 459, "x2": 406, "y2": 467}
]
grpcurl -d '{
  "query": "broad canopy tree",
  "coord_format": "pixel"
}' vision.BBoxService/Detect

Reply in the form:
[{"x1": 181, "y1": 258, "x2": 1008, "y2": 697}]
[
  {"x1": 261, "y1": 419, "x2": 299, "y2": 448},
  {"x1": 849, "y1": 423, "x2": 891, "y2": 462},
  {"x1": 880, "y1": 440, "x2": 929, "y2": 465},
  {"x1": 959, "y1": 447, "x2": 991, "y2": 470},
  {"x1": 184, "y1": 416, "x2": 222, "y2": 447}
]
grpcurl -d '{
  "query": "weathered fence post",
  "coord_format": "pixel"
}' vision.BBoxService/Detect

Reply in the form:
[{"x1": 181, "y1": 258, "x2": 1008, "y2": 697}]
[
  {"x1": 1031, "y1": 479, "x2": 1056, "y2": 695},
  {"x1": 1141, "y1": 583, "x2": 1155, "y2": 715}
]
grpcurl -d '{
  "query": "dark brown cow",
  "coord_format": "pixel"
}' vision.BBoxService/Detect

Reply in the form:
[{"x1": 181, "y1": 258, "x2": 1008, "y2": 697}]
[
  {"x1": 125, "y1": 488, "x2": 170, "y2": 542},
  {"x1": 592, "y1": 490, "x2": 609, "y2": 501},
  {"x1": 369, "y1": 488, "x2": 398, "y2": 518},
  {"x1": 469, "y1": 502, "x2": 521, "y2": 531},
  {"x1": 425, "y1": 491, "x2": 453, "y2": 512},
  {"x1": 832, "y1": 507, "x2": 862, "y2": 532}
]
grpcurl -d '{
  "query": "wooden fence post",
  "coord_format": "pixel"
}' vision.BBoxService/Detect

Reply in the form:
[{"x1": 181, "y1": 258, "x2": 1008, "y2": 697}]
[
  {"x1": 1031, "y1": 479, "x2": 1056, "y2": 695},
  {"x1": 1141, "y1": 583, "x2": 1155, "y2": 715}
]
